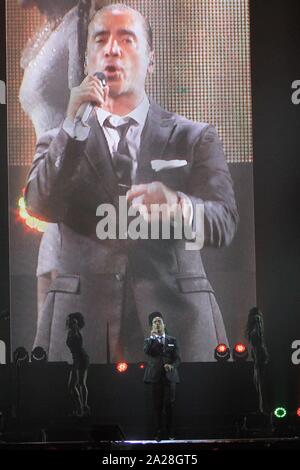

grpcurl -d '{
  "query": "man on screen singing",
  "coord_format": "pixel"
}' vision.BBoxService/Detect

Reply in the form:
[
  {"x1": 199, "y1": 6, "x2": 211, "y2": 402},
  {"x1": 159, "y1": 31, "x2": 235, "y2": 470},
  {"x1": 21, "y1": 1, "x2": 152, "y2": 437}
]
[{"x1": 25, "y1": 3, "x2": 238, "y2": 363}]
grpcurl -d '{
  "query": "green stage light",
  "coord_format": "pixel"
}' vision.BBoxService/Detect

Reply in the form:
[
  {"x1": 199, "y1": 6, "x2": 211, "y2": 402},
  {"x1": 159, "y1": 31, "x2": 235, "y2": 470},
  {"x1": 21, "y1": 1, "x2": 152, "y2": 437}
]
[{"x1": 274, "y1": 407, "x2": 287, "y2": 419}]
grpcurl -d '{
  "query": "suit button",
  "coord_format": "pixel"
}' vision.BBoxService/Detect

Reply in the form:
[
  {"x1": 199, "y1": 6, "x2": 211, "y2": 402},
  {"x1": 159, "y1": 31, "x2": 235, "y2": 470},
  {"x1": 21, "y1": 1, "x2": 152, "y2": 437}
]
[{"x1": 115, "y1": 273, "x2": 124, "y2": 281}]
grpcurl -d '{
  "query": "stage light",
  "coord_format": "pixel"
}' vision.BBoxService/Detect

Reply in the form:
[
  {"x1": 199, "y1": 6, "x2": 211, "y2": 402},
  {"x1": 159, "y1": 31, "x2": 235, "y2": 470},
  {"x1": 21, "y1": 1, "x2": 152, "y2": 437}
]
[
  {"x1": 116, "y1": 362, "x2": 128, "y2": 373},
  {"x1": 274, "y1": 407, "x2": 287, "y2": 419},
  {"x1": 139, "y1": 363, "x2": 145, "y2": 369},
  {"x1": 31, "y1": 346, "x2": 47, "y2": 363},
  {"x1": 13, "y1": 347, "x2": 29, "y2": 364},
  {"x1": 232, "y1": 343, "x2": 248, "y2": 361},
  {"x1": 214, "y1": 344, "x2": 230, "y2": 361},
  {"x1": 235, "y1": 343, "x2": 246, "y2": 353},
  {"x1": 296, "y1": 408, "x2": 300, "y2": 417},
  {"x1": 18, "y1": 194, "x2": 48, "y2": 233}
]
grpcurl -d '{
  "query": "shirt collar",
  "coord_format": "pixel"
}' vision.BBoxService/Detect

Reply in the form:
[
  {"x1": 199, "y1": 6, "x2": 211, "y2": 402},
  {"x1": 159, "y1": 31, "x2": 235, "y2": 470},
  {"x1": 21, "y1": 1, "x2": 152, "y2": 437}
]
[{"x1": 96, "y1": 92, "x2": 150, "y2": 128}]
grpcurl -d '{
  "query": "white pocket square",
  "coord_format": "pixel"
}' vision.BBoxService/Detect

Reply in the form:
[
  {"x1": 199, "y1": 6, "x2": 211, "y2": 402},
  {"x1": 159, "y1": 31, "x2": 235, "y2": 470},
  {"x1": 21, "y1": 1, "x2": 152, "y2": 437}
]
[{"x1": 151, "y1": 159, "x2": 187, "y2": 172}]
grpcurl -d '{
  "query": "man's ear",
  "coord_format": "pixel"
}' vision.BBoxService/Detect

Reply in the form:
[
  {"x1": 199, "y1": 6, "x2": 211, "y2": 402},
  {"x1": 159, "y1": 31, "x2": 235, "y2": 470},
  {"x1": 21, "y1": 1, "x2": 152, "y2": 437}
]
[{"x1": 148, "y1": 50, "x2": 155, "y2": 74}]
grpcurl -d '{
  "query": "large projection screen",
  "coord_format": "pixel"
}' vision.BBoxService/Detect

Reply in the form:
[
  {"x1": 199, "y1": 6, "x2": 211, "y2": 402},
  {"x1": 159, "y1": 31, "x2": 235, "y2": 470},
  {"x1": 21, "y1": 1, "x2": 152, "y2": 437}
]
[{"x1": 7, "y1": 0, "x2": 255, "y2": 363}]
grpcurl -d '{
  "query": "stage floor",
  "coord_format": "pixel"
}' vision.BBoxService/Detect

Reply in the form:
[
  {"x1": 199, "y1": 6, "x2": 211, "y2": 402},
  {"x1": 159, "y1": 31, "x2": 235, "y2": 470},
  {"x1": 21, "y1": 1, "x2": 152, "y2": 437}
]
[{"x1": 1, "y1": 436, "x2": 300, "y2": 451}]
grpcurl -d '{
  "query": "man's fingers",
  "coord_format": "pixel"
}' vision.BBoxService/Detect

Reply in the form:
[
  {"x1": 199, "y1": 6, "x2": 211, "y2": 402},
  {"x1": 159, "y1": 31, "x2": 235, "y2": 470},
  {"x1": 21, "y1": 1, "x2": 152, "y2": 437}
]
[
  {"x1": 103, "y1": 85, "x2": 109, "y2": 102},
  {"x1": 127, "y1": 182, "x2": 167, "y2": 204},
  {"x1": 78, "y1": 91, "x2": 103, "y2": 107},
  {"x1": 79, "y1": 76, "x2": 106, "y2": 100},
  {"x1": 126, "y1": 184, "x2": 149, "y2": 201},
  {"x1": 130, "y1": 194, "x2": 145, "y2": 206},
  {"x1": 78, "y1": 81, "x2": 107, "y2": 104},
  {"x1": 67, "y1": 74, "x2": 108, "y2": 120},
  {"x1": 82, "y1": 75, "x2": 93, "y2": 84},
  {"x1": 85, "y1": 74, "x2": 105, "y2": 85}
]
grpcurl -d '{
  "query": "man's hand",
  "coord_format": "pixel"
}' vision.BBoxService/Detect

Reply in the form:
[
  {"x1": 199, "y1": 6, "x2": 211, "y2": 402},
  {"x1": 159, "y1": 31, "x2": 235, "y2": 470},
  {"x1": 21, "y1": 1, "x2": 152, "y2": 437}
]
[
  {"x1": 66, "y1": 75, "x2": 109, "y2": 121},
  {"x1": 151, "y1": 326, "x2": 159, "y2": 336},
  {"x1": 164, "y1": 364, "x2": 174, "y2": 372},
  {"x1": 126, "y1": 182, "x2": 180, "y2": 223}
]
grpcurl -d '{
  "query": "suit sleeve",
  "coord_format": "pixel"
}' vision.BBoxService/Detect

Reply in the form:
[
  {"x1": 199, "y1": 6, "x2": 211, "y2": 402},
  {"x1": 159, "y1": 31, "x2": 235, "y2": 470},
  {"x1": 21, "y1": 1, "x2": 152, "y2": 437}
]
[
  {"x1": 170, "y1": 338, "x2": 181, "y2": 368},
  {"x1": 188, "y1": 124, "x2": 239, "y2": 247},
  {"x1": 24, "y1": 126, "x2": 88, "y2": 222}
]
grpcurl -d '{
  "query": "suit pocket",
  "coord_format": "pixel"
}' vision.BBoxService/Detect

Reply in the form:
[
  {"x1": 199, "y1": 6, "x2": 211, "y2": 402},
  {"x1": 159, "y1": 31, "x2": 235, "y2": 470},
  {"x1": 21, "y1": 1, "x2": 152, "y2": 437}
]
[
  {"x1": 176, "y1": 275, "x2": 214, "y2": 294},
  {"x1": 49, "y1": 274, "x2": 80, "y2": 294}
]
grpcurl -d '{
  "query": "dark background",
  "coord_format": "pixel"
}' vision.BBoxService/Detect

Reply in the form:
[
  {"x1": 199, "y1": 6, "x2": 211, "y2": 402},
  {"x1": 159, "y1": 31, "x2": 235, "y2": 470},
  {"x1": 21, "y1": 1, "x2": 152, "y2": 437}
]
[
  {"x1": 0, "y1": 0, "x2": 300, "y2": 424},
  {"x1": 250, "y1": 0, "x2": 300, "y2": 405},
  {"x1": 0, "y1": 0, "x2": 9, "y2": 363}
]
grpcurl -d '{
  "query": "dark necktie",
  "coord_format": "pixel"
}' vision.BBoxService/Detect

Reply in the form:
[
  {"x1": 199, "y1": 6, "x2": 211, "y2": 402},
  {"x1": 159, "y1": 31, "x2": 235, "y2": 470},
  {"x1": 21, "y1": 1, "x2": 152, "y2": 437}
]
[{"x1": 105, "y1": 118, "x2": 135, "y2": 192}]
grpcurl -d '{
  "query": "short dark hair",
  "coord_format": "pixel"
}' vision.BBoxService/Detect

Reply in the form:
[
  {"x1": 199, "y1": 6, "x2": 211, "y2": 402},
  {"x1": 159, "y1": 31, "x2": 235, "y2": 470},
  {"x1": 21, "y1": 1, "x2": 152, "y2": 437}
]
[
  {"x1": 148, "y1": 311, "x2": 163, "y2": 326},
  {"x1": 66, "y1": 312, "x2": 85, "y2": 329},
  {"x1": 90, "y1": 3, "x2": 153, "y2": 52}
]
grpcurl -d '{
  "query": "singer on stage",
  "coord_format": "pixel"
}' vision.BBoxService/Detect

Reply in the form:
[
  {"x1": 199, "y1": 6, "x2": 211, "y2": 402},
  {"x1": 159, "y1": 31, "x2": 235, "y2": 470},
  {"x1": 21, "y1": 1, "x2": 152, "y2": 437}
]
[
  {"x1": 25, "y1": 3, "x2": 238, "y2": 363},
  {"x1": 144, "y1": 312, "x2": 180, "y2": 440}
]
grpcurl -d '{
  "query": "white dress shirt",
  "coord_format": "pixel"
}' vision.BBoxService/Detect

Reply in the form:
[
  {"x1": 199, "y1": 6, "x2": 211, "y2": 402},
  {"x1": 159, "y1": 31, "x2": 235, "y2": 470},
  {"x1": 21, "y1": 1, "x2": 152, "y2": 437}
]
[
  {"x1": 151, "y1": 333, "x2": 166, "y2": 345},
  {"x1": 96, "y1": 92, "x2": 150, "y2": 180}
]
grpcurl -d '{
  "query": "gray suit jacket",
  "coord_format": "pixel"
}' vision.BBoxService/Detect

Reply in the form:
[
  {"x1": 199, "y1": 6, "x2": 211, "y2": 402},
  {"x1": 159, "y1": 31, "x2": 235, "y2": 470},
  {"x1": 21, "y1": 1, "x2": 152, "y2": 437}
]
[{"x1": 25, "y1": 101, "x2": 238, "y2": 363}]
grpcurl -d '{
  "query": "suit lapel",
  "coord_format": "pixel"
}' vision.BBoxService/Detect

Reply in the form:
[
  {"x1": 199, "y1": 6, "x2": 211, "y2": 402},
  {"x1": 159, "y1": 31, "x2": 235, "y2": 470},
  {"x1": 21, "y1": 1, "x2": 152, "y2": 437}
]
[
  {"x1": 83, "y1": 102, "x2": 177, "y2": 193},
  {"x1": 163, "y1": 335, "x2": 167, "y2": 353},
  {"x1": 164, "y1": 335, "x2": 171, "y2": 352},
  {"x1": 84, "y1": 111, "x2": 119, "y2": 200},
  {"x1": 135, "y1": 102, "x2": 177, "y2": 184}
]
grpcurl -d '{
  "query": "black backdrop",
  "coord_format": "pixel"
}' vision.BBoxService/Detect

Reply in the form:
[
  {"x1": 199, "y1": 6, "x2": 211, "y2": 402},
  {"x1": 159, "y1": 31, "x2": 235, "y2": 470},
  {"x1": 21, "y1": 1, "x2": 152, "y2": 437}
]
[
  {"x1": 250, "y1": 0, "x2": 300, "y2": 405},
  {"x1": 0, "y1": 0, "x2": 300, "y2": 406},
  {"x1": 251, "y1": 0, "x2": 300, "y2": 348},
  {"x1": 0, "y1": 0, "x2": 9, "y2": 363}
]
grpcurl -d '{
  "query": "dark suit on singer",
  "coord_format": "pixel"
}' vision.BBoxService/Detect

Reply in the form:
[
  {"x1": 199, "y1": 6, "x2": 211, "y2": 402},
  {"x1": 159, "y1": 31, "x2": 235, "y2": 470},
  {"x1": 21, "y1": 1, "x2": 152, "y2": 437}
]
[
  {"x1": 143, "y1": 334, "x2": 180, "y2": 435},
  {"x1": 25, "y1": 100, "x2": 238, "y2": 364}
]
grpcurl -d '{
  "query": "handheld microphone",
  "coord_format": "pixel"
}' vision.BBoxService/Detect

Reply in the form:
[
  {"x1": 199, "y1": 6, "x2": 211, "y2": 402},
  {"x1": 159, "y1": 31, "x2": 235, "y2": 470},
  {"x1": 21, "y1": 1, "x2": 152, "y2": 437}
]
[{"x1": 75, "y1": 71, "x2": 107, "y2": 126}]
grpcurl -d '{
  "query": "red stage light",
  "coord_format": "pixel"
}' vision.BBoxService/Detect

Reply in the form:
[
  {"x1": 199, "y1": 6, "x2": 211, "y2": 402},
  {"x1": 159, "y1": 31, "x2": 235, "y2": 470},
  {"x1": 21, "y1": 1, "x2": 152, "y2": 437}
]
[
  {"x1": 214, "y1": 344, "x2": 230, "y2": 361},
  {"x1": 116, "y1": 362, "x2": 128, "y2": 373},
  {"x1": 216, "y1": 344, "x2": 227, "y2": 354},
  {"x1": 234, "y1": 343, "x2": 246, "y2": 353},
  {"x1": 232, "y1": 343, "x2": 248, "y2": 361},
  {"x1": 139, "y1": 363, "x2": 145, "y2": 369},
  {"x1": 297, "y1": 408, "x2": 300, "y2": 417}
]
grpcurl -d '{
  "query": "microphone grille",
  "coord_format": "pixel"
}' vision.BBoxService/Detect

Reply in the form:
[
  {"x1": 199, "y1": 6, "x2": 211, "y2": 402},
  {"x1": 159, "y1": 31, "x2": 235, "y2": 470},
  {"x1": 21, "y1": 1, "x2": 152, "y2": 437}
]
[{"x1": 94, "y1": 72, "x2": 107, "y2": 87}]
